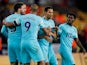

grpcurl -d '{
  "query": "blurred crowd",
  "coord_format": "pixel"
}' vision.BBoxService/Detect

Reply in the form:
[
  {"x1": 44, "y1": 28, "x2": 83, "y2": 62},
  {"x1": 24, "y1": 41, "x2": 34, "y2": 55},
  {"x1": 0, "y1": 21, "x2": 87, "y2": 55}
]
[{"x1": 0, "y1": 0, "x2": 87, "y2": 54}]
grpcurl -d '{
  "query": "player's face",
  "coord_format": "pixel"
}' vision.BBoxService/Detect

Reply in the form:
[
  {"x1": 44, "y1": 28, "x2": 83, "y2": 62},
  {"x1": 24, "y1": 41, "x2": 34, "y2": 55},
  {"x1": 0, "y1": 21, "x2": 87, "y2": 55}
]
[
  {"x1": 45, "y1": 9, "x2": 53, "y2": 19},
  {"x1": 67, "y1": 15, "x2": 76, "y2": 24},
  {"x1": 20, "y1": 4, "x2": 26, "y2": 14}
]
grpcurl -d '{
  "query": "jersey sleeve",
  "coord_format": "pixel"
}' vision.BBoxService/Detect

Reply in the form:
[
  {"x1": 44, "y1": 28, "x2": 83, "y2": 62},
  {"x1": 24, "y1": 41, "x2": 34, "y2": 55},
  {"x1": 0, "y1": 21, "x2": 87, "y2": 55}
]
[
  {"x1": 14, "y1": 17, "x2": 21, "y2": 26},
  {"x1": 73, "y1": 28, "x2": 78, "y2": 38},
  {"x1": 51, "y1": 20, "x2": 55, "y2": 28},
  {"x1": 39, "y1": 19, "x2": 45, "y2": 28},
  {"x1": 58, "y1": 25, "x2": 63, "y2": 35},
  {"x1": 1, "y1": 25, "x2": 8, "y2": 38},
  {"x1": 5, "y1": 17, "x2": 11, "y2": 22},
  {"x1": 51, "y1": 20, "x2": 56, "y2": 32}
]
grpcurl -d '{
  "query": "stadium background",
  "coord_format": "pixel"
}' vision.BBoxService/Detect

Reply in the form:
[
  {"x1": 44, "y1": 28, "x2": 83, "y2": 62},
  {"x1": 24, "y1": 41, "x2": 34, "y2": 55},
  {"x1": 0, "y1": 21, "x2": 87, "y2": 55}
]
[{"x1": 0, "y1": 0, "x2": 87, "y2": 65}]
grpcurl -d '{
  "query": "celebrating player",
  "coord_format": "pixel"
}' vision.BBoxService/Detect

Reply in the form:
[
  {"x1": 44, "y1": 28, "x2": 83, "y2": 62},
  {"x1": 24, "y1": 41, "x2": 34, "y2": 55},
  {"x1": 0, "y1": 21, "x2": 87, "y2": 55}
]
[
  {"x1": 58, "y1": 12, "x2": 86, "y2": 65},
  {"x1": 1, "y1": 2, "x2": 26, "y2": 65}
]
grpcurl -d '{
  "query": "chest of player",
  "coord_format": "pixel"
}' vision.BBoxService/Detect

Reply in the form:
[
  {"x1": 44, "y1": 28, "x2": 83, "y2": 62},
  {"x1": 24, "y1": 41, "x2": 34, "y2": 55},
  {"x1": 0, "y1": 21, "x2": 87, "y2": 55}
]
[
  {"x1": 61, "y1": 25, "x2": 76, "y2": 38},
  {"x1": 44, "y1": 20, "x2": 54, "y2": 28}
]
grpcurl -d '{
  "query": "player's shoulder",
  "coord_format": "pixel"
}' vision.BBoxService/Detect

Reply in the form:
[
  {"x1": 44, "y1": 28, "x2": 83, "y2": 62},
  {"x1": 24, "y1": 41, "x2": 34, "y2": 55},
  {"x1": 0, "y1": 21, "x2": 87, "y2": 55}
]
[
  {"x1": 36, "y1": 15, "x2": 42, "y2": 19},
  {"x1": 50, "y1": 19, "x2": 54, "y2": 21},
  {"x1": 25, "y1": 13, "x2": 37, "y2": 17},
  {"x1": 6, "y1": 14, "x2": 14, "y2": 19},
  {"x1": 20, "y1": 14, "x2": 25, "y2": 18},
  {"x1": 6, "y1": 13, "x2": 21, "y2": 20},
  {"x1": 22, "y1": 14, "x2": 39, "y2": 18},
  {"x1": 5, "y1": 14, "x2": 15, "y2": 21},
  {"x1": 59, "y1": 23, "x2": 66, "y2": 27},
  {"x1": 35, "y1": 15, "x2": 43, "y2": 22},
  {"x1": 72, "y1": 26, "x2": 77, "y2": 30},
  {"x1": 17, "y1": 14, "x2": 26, "y2": 20},
  {"x1": 50, "y1": 19, "x2": 54, "y2": 23}
]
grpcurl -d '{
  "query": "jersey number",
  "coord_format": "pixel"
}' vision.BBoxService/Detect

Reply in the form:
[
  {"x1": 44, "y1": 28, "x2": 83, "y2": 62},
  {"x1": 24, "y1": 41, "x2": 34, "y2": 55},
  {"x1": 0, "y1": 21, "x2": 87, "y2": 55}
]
[{"x1": 25, "y1": 22, "x2": 31, "y2": 32}]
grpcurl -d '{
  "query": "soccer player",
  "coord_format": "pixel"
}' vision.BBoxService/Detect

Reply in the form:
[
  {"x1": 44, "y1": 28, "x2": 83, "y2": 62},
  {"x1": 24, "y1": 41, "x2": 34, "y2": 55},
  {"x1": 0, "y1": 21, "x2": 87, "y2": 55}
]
[
  {"x1": 58, "y1": 12, "x2": 86, "y2": 65},
  {"x1": 38, "y1": 6, "x2": 58, "y2": 65},
  {"x1": 1, "y1": 2, "x2": 26, "y2": 65},
  {"x1": 10, "y1": 4, "x2": 52, "y2": 65}
]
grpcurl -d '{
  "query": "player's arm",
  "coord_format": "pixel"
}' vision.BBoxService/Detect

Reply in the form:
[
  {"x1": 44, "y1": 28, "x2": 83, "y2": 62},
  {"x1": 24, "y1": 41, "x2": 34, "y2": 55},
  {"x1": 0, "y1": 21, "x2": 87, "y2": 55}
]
[
  {"x1": 38, "y1": 34, "x2": 45, "y2": 39},
  {"x1": 43, "y1": 27, "x2": 58, "y2": 42},
  {"x1": 38, "y1": 34, "x2": 53, "y2": 42},
  {"x1": 74, "y1": 28, "x2": 86, "y2": 54},
  {"x1": 42, "y1": 28, "x2": 53, "y2": 36},
  {"x1": 3, "y1": 19, "x2": 15, "y2": 27},
  {"x1": 1, "y1": 25, "x2": 8, "y2": 38},
  {"x1": 39, "y1": 22, "x2": 53, "y2": 36},
  {"x1": 39, "y1": 18, "x2": 55, "y2": 36},
  {"x1": 74, "y1": 38, "x2": 86, "y2": 54},
  {"x1": 50, "y1": 26, "x2": 58, "y2": 39},
  {"x1": 44, "y1": 35, "x2": 53, "y2": 42},
  {"x1": 3, "y1": 18, "x2": 21, "y2": 27}
]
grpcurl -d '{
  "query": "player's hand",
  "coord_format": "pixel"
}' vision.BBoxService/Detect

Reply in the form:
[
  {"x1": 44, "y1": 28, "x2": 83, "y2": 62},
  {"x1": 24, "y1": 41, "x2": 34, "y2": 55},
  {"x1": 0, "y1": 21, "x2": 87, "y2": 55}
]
[
  {"x1": 48, "y1": 32, "x2": 54, "y2": 36},
  {"x1": 47, "y1": 26, "x2": 52, "y2": 32},
  {"x1": 55, "y1": 26, "x2": 58, "y2": 30},
  {"x1": 2, "y1": 19, "x2": 6, "y2": 25},
  {"x1": 44, "y1": 36, "x2": 53, "y2": 42}
]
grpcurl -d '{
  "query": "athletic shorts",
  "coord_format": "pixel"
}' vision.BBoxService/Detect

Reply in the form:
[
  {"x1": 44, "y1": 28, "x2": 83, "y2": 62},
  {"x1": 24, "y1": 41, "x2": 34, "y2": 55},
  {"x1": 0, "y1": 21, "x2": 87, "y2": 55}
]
[
  {"x1": 48, "y1": 43, "x2": 58, "y2": 65},
  {"x1": 8, "y1": 38, "x2": 21, "y2": 62},
  {"x1": 59, "y1": 48, "x2": 75, "y2": 65},
  {"x1": 21, "y1": 40, "x2": 44, "y2": 64}
]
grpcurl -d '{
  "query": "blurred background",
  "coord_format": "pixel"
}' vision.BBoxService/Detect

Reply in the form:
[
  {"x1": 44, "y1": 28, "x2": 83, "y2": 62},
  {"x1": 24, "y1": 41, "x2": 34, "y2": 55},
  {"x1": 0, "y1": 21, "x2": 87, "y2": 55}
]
[{"x1": 0, "y1": 0, "x2": 87, "y2": 56}]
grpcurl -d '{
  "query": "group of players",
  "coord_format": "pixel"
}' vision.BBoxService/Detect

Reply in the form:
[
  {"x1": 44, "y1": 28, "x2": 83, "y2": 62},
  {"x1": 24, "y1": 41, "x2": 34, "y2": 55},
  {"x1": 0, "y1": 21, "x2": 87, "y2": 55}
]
[{"x1": 1, "y1": 2, "x2": 86, "y2": 65}]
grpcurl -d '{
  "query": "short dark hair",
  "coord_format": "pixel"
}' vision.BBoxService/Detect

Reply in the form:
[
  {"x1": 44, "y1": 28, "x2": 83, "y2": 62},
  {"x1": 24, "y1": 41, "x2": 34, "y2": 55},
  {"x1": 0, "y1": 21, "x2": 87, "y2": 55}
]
[
  {"x1": 67, "y1": 12, "x2": 77, "y2": 19},
  {"x1": 44, "y1": 6, "x2": 53, "y2": 12},
  {"x1": 30, "y1": 4, "x2": 38, "y2": 12},
  {"x1": 14, "y1": 2, "x2": 24, "y2": 12}
]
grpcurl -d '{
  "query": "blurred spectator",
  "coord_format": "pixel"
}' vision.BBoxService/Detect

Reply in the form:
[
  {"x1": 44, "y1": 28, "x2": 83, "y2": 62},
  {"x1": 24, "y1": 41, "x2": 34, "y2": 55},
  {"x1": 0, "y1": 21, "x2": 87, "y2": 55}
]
[
  {"x1": 39, "y1": 0, "x2": 48, "y2": 5},
  {"x1": 68, "y1": 0, "x2": 75, "y2": 6},
  {"x1": 0, "y1": 0, "x2": 10, "y2": 54},
  {"x1": 0, "y1": 1, "x2": 10, "y2": 24},
  {"x1": 54, "y1": 12, "x2": 66, "y2": 25},
  {"x1": 84, "y1": 25, "x2": 87, "y2": 43},
  {"x1": 9, "y1": 0, "x2": 17, "y2": 3},
  {"x1": 35, "y1": 0, "x2": 39, "y2": 5},
  {"x1": 0, "y1": 0, "x2": 10, "y2": 35},
  {"x1": 26, "y1": 5, "x2": 30, "y2": 14},
  {"x1": 83, "y1": 25, "x2": 87, "y2": 51}
]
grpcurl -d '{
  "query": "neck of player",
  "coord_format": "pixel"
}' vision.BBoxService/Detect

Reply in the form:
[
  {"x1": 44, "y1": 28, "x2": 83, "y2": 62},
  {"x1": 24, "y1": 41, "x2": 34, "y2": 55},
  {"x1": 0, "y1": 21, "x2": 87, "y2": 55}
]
[
  {"x1": 44, "y1": 16, "x2": 50, "y2": 20},
  {"x1": 30, "y1": 11, "x2": 37, "y2": 15}
]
